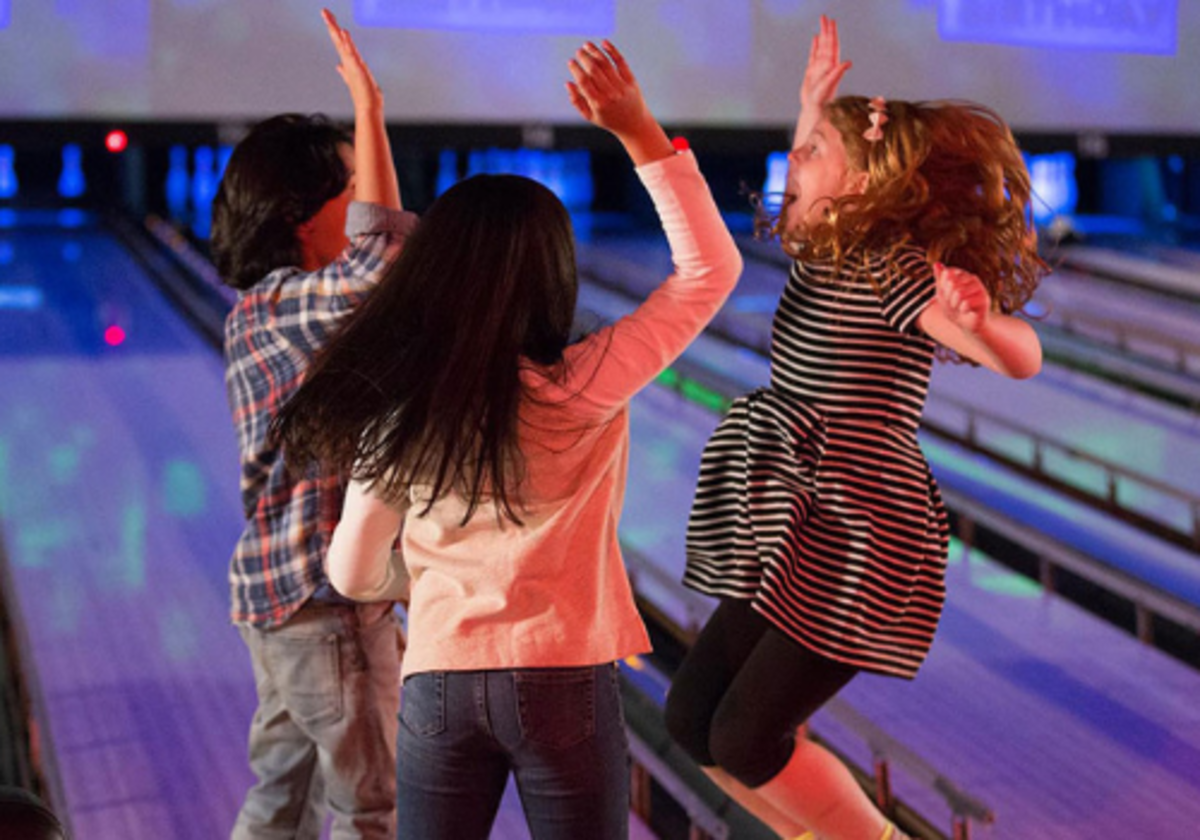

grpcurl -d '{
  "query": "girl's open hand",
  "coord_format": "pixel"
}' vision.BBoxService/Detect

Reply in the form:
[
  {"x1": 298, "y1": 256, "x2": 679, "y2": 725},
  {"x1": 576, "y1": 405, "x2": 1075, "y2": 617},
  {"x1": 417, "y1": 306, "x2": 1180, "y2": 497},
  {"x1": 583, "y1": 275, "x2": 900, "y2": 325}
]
[
  {"x1": 801, "y1": 15, "x2": 851, "y2": 113},
  {"x1": 934, "y1": 263, "x2": 992, "y2": 334},
  {"x1": 322, "y1": 8, "x2": 382, "y2": 111},
  {"x1": 793, "y1": 15, "x2": 851, "y2": 148},
  {"x1": 566, "y1": 41, "x2": 649, "y2": 136}
]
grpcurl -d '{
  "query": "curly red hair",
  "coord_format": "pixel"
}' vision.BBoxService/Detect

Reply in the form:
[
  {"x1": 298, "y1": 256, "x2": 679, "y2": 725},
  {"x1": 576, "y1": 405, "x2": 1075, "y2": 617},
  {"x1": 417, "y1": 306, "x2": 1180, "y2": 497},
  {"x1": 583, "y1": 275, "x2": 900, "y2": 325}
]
[{"x1": 780, "y1": 96, "x2": 1047, "y2": 319}]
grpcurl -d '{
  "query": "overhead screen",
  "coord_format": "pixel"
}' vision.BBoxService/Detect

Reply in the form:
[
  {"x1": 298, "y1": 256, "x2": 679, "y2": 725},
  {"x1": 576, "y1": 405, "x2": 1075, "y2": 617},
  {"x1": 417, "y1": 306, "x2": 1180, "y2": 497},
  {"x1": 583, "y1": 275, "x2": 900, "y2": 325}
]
[{"x1": 0, "y1": 0, "x2": 1193, "y2": 134}]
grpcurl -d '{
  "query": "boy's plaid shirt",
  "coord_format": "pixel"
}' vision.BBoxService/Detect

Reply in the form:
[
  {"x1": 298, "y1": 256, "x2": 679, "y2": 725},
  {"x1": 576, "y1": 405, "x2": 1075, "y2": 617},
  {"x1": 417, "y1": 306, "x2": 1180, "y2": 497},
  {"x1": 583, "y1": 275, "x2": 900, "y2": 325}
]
[{"x1": 225, "y1": 203, "x2": 416, "y2": 627}]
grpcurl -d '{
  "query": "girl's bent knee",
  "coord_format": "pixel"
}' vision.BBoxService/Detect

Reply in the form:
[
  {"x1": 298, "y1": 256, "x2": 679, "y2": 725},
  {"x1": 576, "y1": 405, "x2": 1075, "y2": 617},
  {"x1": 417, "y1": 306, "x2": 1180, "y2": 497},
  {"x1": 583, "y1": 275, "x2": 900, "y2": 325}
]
[{"x1": 708, "y1": 726, "x2": 791, "y2": 789}]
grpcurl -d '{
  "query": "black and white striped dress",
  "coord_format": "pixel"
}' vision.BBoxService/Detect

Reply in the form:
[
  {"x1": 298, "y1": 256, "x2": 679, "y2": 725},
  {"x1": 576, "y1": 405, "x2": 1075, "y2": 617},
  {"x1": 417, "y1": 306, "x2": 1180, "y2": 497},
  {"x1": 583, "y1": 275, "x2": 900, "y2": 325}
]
[{"x1": 685, "y1": 246, "x2": 950, "y2": 679}]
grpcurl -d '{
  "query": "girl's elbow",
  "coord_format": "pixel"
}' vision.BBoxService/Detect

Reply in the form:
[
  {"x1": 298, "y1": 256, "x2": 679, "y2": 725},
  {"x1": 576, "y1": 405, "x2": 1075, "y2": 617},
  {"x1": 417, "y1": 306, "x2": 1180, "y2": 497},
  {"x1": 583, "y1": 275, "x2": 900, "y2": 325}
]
[
  {"x1": 715, "y1": 249, "x2": 744, "y2": 294},
  {"x1": 1009, "y1": 361, "x2": 1041, "y2": 380},
  {"x1": 325, "y1": 544, "x2": 376, "y2": 600},
  {"x1": 1003, "y1": 347, "x2": 1043, "y2": 380},
  {"x1": 726, "y1": 249, "x2": 744, "y2": 280},
  {"x1": 326, "y1": 560, "x2": 362, "y2": 600}
]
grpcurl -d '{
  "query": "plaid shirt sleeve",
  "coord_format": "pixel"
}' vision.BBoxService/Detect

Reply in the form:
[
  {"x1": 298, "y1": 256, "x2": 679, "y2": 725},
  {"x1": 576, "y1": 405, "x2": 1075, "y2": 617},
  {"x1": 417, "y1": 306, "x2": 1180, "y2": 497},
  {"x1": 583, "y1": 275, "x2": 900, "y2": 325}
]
[{"x1": 225, "y1": 202, "x2": 418, "y2": 627}]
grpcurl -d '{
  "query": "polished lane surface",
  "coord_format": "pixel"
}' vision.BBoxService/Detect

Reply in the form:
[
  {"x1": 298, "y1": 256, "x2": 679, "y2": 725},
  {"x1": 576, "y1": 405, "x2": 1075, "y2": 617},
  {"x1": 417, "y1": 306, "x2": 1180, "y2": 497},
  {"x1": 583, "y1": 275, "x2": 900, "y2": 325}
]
[
  {"x1": 0, "y1": 210, "x2": 652, "y2": 840},
  {"x1": 0, "y1": 210, "x2": 254, "y2": 838}
]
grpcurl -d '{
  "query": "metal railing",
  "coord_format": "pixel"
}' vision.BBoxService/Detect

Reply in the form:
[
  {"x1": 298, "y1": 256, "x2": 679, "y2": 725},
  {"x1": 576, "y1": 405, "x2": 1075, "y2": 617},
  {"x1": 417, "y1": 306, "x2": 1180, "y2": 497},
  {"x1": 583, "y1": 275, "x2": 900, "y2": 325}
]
[
  {"x1": 944, "y1": 484, "x2": 1200, "y2": 644},
  {"x1": 1046, "y1": 302, "x2": 1200, "y2": 377},
  {"x1": 925, "y1": 391, "x2": 1200, "y2": 550},
  {"x1": 824, "y1": 699, "x2": 994, "y2": 840}
]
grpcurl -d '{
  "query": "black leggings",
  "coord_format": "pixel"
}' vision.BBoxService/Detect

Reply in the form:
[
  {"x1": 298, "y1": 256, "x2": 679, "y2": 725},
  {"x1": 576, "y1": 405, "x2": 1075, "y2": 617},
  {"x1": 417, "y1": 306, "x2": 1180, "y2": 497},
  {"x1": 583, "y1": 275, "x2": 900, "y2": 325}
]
[{"x1": 664, "y1": 598, "x2": 858, "y2": 788}]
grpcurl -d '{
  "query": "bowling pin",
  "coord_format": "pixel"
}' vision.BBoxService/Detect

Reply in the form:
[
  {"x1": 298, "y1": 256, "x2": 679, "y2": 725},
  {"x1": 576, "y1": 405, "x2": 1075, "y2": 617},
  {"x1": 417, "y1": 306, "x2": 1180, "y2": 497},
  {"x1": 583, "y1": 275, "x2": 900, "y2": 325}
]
[
  {"x1": 58, "y1": 144, "x2": 86, "y2": 200},
  {"x1": 0, "y1": 144, "x2": 16, "y2": 200}
]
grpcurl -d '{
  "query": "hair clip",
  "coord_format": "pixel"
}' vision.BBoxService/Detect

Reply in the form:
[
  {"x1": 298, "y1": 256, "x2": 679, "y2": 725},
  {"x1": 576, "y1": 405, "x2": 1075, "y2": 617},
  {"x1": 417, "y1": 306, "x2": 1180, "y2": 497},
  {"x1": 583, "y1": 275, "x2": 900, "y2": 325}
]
[{"x1": 863, "y1": 96, "x2": 889, "y2": 143}]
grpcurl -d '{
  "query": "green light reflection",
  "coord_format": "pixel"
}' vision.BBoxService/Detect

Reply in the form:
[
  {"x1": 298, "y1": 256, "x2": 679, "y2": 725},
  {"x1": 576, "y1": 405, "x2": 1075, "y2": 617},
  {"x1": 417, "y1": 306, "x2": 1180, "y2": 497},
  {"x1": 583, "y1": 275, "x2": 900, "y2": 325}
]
[
  {"x1": 680, "y1": 379, "x2": 730, "y2": 414},
  {"x1": 16, "y1": 519, "x2": 77, "y2": 569},
  {"x1": 48, "y1": 444, "x2": 81, "y2": 483},
  {"x1": 163, "y1": 459, "x2": 206, "y2": 518},
  {"x1": 114, "y1": 500, "x2": 147, "y2": 589},
  {"x1": 947, "y1": 537, "x2": 1043, "y2": 599}
]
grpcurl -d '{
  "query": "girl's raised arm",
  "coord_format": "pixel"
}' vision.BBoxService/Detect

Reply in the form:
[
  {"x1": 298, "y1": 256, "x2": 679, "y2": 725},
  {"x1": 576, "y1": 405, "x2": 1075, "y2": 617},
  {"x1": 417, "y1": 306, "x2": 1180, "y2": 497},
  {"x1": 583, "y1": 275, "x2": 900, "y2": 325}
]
[
  {"x1": 793, "y1": 15, "x2": 852, "y2": 149},
  {"x1": 566, "y1": 40, "x2": 674, "y2": 166}
]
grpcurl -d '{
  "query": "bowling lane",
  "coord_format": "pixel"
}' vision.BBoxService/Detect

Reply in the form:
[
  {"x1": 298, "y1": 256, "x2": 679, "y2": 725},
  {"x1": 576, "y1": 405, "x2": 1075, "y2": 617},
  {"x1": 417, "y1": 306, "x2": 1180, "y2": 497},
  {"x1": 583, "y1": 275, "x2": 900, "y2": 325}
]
[
  {"x1": 1055, "y1": 241, "x2": 1200, "y2": 301},
  {"x1": 1036, "y1": 263, "x2": 1200, "y2": 344},
  {"x1": 0, "y1": 209, "x2": 657, "y2": 840},
  {"x1": 0, "y1": 210, "x2": 255, "y2": 838}
]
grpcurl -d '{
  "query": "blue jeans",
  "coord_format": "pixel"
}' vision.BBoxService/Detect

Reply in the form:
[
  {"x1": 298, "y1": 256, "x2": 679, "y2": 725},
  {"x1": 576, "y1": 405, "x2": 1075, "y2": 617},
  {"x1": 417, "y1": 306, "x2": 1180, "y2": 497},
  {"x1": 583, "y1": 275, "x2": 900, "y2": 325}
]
[
  {"x1": 397, "y1": 664, "x2": 630, "y2": 840},
  {"x1": 232, "y1": 600, "x2": 402, "y2": 840}
]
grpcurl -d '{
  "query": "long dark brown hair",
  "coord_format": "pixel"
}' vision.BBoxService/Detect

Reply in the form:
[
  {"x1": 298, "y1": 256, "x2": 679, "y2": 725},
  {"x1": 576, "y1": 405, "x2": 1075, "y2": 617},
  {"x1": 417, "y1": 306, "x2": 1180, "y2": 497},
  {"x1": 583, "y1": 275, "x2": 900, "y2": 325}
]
[
  {"x1": 776, "y1": 96, "x2": 1047, "y2": 318},
  {"x1": 272, "y1": 174, "x2": 579, "y2": 524}
]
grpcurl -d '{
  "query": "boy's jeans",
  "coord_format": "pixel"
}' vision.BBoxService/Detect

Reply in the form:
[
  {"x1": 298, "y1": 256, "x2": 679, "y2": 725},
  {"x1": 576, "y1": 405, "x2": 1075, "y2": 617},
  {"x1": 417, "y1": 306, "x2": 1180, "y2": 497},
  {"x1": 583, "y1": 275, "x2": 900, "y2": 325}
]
[{"x1": 232, "y1": 600, "x2": 401, "y2": 840}]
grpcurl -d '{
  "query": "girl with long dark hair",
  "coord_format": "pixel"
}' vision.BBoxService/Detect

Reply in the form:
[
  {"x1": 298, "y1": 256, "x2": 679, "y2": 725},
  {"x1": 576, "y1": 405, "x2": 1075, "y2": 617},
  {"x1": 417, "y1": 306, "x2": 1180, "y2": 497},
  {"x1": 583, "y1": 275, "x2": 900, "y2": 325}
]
[{"x1": 274, "y1": 41, "x2": 742, "y2": 840}]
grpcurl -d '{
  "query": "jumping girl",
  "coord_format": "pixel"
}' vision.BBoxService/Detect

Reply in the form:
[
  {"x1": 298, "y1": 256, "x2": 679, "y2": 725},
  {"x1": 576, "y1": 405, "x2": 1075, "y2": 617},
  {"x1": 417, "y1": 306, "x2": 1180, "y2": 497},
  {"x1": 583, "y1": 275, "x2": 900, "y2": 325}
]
[{"x1": 665, "y1": 16, "x2": 1047, "y2": 840}]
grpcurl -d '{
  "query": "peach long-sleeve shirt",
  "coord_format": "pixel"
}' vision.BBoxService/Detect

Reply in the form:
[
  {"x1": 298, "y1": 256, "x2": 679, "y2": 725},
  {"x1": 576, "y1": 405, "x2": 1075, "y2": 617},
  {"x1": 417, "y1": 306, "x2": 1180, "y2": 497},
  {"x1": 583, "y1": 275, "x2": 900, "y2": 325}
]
[{"x1": 327, "y1": 150, "x2": 741, "y2": 679}]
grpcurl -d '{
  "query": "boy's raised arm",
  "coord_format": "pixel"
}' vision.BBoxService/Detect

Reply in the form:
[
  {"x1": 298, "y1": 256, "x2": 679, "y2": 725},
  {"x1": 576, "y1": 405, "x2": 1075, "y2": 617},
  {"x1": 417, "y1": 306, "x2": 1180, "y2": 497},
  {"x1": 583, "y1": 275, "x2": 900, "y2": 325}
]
[{"x1": 322, "y1": 8, "x2": 402, "y2": 210}]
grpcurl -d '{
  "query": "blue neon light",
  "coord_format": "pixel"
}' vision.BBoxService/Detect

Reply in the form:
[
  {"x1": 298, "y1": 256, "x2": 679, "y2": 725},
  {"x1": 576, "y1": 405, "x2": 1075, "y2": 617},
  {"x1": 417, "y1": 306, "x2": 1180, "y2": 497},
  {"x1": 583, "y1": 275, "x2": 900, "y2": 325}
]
[
  {"x1": 1026, "y1": 151, "x2": 1079, "y2": 223},
  {"x1": 355, "y1": 0, "x2": 615, "y2": 34},
  {"x1": 57, "y1": 208, "x2": 88, "y2": 229},
  {"x1": 762, "y1": 151, "x2": 789, "y2": 215},
  {"x1": 938, "y1": 0, "x2": 1177, "y2": 55},
  {"x1": 0, "y1": 287, "x2": 44, "y2": 311},
  {"x1": 0, "y1": 1, "x2": 9, "y2": 29},
  {"x1": 433, "y1": 148, "x2": 592, "y2": 210}
]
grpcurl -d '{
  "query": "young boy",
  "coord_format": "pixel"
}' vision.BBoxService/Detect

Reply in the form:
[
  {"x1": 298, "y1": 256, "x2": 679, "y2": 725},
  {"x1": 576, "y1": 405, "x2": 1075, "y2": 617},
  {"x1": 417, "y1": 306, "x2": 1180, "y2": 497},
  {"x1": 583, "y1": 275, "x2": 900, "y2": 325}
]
[{"x1": 210, "y1": 12, "x2": 415, "y2": 838}]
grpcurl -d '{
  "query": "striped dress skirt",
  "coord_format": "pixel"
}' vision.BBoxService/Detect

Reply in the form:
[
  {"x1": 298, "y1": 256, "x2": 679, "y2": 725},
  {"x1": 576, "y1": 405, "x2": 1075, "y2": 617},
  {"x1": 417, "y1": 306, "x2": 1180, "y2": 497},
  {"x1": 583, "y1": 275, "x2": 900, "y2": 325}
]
[{"x1": 684, "y1": 386, "x2": 951, "y2": 679}]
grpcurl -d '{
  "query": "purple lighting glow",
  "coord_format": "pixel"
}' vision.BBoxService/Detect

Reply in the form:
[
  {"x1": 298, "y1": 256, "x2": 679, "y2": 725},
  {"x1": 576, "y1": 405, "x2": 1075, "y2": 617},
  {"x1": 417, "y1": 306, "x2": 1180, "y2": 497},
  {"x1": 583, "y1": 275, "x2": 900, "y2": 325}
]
[
  {"x1": 938, "y1": 0, "x2": 1178, "y2": 54},
  {"x1": 355, "y1": 0, "x2": 615, "y2": 35}
]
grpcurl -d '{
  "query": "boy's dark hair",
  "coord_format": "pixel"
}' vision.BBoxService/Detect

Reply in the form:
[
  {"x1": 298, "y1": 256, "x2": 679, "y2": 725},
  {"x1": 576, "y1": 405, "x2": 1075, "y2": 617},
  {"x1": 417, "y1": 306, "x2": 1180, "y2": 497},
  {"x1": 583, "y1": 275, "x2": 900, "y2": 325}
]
[
  {"x1": 273, "y1": 174, "x2": 579, "y2": 525},
  {"x1": 211, "y1": 113, "x2": 353, "y2": 291}
]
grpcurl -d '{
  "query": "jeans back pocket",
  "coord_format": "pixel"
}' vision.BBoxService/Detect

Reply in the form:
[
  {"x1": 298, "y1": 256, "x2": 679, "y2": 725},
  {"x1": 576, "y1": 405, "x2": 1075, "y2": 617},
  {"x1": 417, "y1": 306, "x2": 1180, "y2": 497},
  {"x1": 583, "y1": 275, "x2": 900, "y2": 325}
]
[
  {"x1": 269, "y1": 633, "x2": 344, "y2": 729},
  {"x1": 514, "y1": 667, "x2": 597, "y2": 749},
  {"x1": 400, "y1": 672, "x2": 447, "y2": 737}
]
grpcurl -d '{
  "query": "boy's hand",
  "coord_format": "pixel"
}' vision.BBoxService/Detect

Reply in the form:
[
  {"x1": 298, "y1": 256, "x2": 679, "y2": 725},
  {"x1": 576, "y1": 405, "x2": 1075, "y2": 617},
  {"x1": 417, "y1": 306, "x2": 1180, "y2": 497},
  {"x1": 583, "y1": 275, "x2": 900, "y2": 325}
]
[{"x1": 323, "y1": 8, "x2": 382, "y2": 112}]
